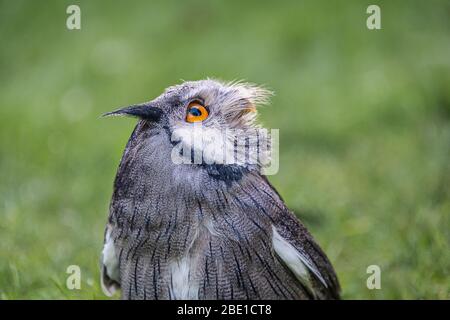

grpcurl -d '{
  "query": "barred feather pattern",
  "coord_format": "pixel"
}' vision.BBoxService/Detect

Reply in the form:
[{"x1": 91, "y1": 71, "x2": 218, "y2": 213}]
[{"x1": 103, "y1": 119, "x2": 340, "y2": 300}]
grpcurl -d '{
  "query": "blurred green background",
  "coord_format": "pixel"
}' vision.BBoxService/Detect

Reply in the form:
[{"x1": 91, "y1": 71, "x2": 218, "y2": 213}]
[{"x1": 0, "y1": 0, "x2": 449, "y2": 299}]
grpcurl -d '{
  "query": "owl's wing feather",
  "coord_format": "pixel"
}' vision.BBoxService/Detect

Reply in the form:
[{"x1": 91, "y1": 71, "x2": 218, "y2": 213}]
[
  {"x1": 272, "y1": 226, "x2": 326, "y2": 292},
  {"x1": 271, "y1": 209, "x2": 340, "y2": 299},
  {"x1": 259, "y1": 176, "x2": 340, "y2": 299},
  {"x1": 100, "y1": 124, "x2": 144, "y2": 297},
  {"x1": 101, "y1": 225, "x2": 121, "y2": 297}
]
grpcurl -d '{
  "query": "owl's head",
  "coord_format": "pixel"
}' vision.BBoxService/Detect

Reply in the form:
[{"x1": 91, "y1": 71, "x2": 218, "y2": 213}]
[
  {"x1": 106, "y1": 79, "x2": 275, "y2": 189},
  {"x1": 108, "y1": 79, "x2": 270, "y2": 124}
]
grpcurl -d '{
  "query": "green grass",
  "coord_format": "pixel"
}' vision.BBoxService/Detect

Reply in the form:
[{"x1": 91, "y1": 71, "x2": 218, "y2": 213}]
[{"x1": 0, "y1": 0, "x2": 449, "y2": 299}]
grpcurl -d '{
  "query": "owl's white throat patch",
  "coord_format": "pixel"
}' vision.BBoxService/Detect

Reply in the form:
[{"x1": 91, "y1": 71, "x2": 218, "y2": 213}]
[{"x1": 170, "y1": 123, "x2": 278, "y2": 175}]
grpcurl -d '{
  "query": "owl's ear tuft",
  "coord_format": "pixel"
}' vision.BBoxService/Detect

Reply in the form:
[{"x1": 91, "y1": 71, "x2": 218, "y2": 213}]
[
  {"x1": 221, "y1": 81, "x2": 273, "y2": 126},
  {"x1": 227, "y1": 81, "x2": 273, "y2": 111}
]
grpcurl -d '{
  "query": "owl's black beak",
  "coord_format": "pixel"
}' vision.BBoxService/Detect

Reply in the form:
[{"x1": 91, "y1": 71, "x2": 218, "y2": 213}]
[{"x1": 102, "y1": 103, "x2": 163, "y2": 122}]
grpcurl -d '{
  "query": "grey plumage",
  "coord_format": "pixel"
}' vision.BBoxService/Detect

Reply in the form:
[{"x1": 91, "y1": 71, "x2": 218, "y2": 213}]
[{"x1": 101, "y1": 79, "x2": 340, "y2": 300}]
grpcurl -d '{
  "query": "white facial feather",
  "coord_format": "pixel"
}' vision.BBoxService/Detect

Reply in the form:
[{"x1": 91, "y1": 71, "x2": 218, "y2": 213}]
[
  {"x1": 172, "y1": 79, "x2": 272, "y2": 127},
  {"x1": 171, "y1": 124, "x2": 239, "y2": 165},
  {"x1": 165, "y1": 79, "x2": 274, "y2": 167}
]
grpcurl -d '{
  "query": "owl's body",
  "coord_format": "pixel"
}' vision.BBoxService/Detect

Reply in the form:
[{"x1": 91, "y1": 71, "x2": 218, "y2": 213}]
[{"x1": 101, "y1": 80, "x2": 340, "y2": 299}]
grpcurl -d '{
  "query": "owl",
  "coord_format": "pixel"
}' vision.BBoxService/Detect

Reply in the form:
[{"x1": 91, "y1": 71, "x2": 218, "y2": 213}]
[{"x1": 101, "y1": 79, "x2": 340, "y2": 299}]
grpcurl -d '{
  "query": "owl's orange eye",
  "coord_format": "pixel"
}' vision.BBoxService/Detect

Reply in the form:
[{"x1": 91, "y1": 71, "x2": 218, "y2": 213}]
[{"x1": 186, "y1": 101, "x2": 209, "y2": 123}]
